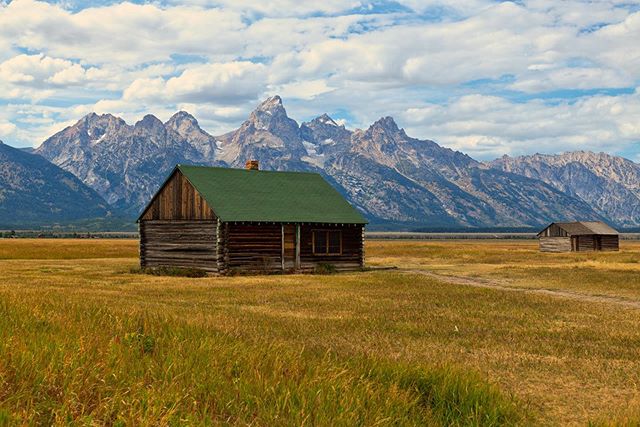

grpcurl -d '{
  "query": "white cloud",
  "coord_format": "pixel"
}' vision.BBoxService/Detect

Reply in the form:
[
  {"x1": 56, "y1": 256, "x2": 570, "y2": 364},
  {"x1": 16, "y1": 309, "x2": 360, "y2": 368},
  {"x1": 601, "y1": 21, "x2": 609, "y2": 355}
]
[
  {"x1": 123, "y1": 61, "x2": 268, "y2": 104},
  {"x1": 0, "y1": 0, "x2": 246, "y2": 64},
  {"x1": 0, "y1": 122, "x2": 17, "y2": 138},
  {"x1": 179, "y1": 0, "x2": 364, "y2": 17},
  {"x1": 0, "y1": 54, "x2": 86, "y2": 86},
  {"x1": 0, "y1": 0, "x2": 638, "y2": 160},
  {"x1": 510, "y1": 67, "x2": 633, "y2": 93},
  {"x1": 402, "y1": 90, "x2": 640, "y2": 159},
  {"x1": 275, "y1": 79, "x2": 334, "y2": 100}
]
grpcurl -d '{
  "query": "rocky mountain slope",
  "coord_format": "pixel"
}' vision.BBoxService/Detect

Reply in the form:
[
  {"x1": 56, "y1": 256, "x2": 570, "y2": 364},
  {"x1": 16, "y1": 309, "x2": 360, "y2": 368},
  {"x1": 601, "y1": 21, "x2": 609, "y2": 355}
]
[
  {"x1": 0, "y1": 140, "x2": 113, "y2": 227},
  {"x1": 490, "y1": 152, "x2": 640, "y2": 227},
  {"x1": 36, "y1": 112, "x2": 218, "y2": 214},
  {"x1": 36, "y1": 96, "x2": 606, "y2": 228}
]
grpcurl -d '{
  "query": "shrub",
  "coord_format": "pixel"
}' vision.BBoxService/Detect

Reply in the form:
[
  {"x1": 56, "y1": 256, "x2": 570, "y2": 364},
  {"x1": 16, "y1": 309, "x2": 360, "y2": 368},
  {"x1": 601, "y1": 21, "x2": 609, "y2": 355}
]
[
  {"x1": 130, "y1": 266, "x2": 208, "y2": 278},
  {"x1": 314, "y1": 263, "x2": 337, "y2": 274}
]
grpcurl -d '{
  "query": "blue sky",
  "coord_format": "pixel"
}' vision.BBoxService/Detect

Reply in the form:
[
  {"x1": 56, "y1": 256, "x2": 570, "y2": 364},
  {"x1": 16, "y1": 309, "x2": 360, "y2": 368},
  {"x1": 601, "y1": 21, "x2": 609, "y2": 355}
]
[{"x1": 0, "y1": 0, "x2": 639, "y2": 160}]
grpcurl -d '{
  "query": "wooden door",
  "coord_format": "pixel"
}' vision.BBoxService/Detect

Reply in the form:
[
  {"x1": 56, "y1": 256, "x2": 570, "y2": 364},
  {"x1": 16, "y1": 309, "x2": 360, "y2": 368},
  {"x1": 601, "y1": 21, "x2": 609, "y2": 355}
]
[
  {"x1": 283, "y1": 225, "x2": 296, "y2": 270},
  {"x1": 571, "y1": 236, "x2": 578, "y2": 252}
]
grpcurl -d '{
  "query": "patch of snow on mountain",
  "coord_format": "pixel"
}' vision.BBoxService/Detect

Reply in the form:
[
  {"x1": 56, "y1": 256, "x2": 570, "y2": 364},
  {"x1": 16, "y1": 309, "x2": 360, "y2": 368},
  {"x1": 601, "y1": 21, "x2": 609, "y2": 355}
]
[
  {"x1": 302, "y1": 140, "x2": 318, "y2": 156},
  {"x1": 302, "y1": 140, "x2": 325, "y2": 167},
  {"x1": 93, "y1": 133, "x2": 107, "y2": 144},
  {"x1": 320, "y1": 116, "x2": 338, "y2": 126}
]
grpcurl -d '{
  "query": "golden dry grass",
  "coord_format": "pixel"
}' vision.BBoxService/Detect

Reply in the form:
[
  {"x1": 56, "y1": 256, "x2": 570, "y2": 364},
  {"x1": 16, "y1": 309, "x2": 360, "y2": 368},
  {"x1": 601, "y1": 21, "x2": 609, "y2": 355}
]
[
  {"x1": 2, "y1": 238, "x2": 640, "y2": 425},
  {"x1": 367, "y1": 239, "x2": 640, "y2": 299}
]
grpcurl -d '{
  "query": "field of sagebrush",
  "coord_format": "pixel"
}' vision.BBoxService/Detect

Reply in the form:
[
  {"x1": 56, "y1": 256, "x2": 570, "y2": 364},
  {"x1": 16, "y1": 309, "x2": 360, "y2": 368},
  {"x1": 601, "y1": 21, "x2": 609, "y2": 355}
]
[{"x1": 1, "y1": 239, "x2": 640, "y2": 425}]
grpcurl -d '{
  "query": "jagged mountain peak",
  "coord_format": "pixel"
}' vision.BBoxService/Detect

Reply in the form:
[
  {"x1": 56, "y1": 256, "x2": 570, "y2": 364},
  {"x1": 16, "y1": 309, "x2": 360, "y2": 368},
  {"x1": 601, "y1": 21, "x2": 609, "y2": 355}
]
[
  {"x1": 167, "y1": 110, "x2": 198, "y2": 125},
  {"x1": 495, "y1": 150, "x2": 637, "y2": 168},
  {"x1": 371, "y1": 116, "x2": 401, "y2": 133},
  {"x1": 311, "y1": 113, "x2": 341, "y2": 127},
  {"x1": 165, "y1": 111, "x2": 203, "y2": 134},
  {"x1": 258, "y1": 95, "x2": 283, "y2": 110},
  {"x1": 243, "y1": 95, "x2": 298, "y2": 135},
  {"x1": 136, "y1": 114, "x2": 164, "y2": 128},
  {"x1": 76, "y1": 112, "x2": 124, "y2": 127},
  {"x1": 30, "y1": 95, "x2": 632, "y2": 228},
  {"x1": 490, "y1": 151, "x2": 640, "y2": 226}
]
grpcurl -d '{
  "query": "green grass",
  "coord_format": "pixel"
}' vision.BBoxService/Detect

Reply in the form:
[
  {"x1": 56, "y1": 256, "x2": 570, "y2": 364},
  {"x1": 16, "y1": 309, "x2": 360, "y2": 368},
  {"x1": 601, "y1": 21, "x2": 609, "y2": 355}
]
[
  {"x1": 0, "y1": 285, "x2": 520, "y2": 426},
  {"x1": 4, "y1": 239, "x2": 640, "y2": 424}
]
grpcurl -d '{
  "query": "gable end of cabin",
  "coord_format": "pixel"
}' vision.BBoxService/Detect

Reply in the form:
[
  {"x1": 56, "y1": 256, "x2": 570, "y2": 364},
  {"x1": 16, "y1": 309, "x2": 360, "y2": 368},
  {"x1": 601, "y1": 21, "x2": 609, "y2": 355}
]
[{"x1": 139, "y1": 169, "x2": 220, "y2": 273}]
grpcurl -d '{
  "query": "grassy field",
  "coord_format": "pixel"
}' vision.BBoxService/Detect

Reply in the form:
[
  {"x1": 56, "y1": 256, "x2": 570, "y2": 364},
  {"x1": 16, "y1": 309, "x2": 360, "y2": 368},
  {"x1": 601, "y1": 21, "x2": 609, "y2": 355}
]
[{"x1": 2, "y1": 239, "x2": 640, "y2": 425}]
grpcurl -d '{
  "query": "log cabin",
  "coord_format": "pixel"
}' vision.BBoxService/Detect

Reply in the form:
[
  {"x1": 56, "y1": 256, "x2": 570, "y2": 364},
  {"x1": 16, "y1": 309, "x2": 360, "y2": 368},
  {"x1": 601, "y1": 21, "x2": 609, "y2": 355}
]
[
  {"x1": 137, "y1": 161, "x2": 367, "y2": 274},
  {"x1": 537, "y1": 221, "x2": 619, "y2": 252}
]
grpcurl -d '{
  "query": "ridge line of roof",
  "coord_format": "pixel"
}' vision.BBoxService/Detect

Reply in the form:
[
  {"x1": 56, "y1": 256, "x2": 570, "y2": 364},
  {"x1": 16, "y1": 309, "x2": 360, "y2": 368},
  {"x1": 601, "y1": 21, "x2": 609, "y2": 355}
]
[{"x1": 177, "y1": 164, "x2": 323, "y2": 176}]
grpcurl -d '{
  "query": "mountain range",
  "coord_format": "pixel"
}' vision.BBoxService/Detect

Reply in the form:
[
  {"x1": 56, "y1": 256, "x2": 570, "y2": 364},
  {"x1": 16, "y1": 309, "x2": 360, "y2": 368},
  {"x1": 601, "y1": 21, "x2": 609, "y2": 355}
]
[
  {"x1": 0, "y1": 140, "x2": 114, "y2": 228},
  {"x1": 2, "y1": 95, "x2": 638, "y2": 229}
]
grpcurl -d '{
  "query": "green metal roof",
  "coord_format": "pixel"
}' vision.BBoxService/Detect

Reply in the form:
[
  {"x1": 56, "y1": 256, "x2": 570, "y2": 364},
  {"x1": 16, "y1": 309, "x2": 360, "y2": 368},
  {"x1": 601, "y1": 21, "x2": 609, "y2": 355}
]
[{"x1": 176, "y1": 165, "x2": 367, "y2": 224}]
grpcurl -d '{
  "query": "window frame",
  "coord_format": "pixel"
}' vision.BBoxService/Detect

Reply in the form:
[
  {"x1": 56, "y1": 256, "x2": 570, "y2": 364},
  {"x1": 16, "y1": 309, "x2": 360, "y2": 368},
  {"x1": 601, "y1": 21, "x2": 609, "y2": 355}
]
[{"x1": 311, "y1": 229, "x2": 343, "y2": 256}]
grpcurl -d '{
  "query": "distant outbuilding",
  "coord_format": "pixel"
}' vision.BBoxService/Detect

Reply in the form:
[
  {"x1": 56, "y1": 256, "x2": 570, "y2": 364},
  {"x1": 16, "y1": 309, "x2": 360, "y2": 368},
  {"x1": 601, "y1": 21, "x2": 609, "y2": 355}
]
[
  {"x1": 537, "y1": 221, "x2": 619, "y2": 252},
  {"x1": 137, "y1": 161, "x2": 367, "y2": 274}
]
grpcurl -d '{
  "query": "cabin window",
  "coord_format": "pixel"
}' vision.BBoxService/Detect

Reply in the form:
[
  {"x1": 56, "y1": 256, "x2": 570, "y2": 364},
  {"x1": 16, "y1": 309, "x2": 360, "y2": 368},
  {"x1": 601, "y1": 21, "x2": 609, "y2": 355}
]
[{"x1": 312, "y1": 230, "x2": 342, "y2": 255}]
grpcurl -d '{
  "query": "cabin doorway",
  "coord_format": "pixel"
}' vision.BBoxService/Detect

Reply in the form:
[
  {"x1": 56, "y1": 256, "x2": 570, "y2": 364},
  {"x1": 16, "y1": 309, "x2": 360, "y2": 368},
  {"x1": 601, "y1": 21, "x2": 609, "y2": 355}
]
[
  {"x1": 571, "y1": 236, "x2": 578, "y2": 251},
  {"x1": 283, "y1": 225, "x2": 296, "y2": 270}
]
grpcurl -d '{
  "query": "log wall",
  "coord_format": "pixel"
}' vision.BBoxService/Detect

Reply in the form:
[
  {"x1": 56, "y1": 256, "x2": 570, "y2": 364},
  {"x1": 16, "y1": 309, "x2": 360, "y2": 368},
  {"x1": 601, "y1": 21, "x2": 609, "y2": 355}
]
[
  {"x1": 599, "y1": 235, "x2": 619, "y2": 251},
  {"x1": 140, "y1": 218, "x2": 365, "y2": 273},
  {"x1": 539, "y1": 235, "x2": 619, "y2": 252},
  {"x1": 576, "y1": 235, "x2": 595, "y2": 251},
  {"x1": 140, "y1": 170, "x2": 215, "y2": 221},
  {"x1": 140, "y1": 220, "x2": 218, "y2": 272},
  {"x1": 539, "y1": 236, "x2": 571, "y2": 252},
  {"x1": 225, "y1": 223, "x2": 283, "y2": 273},
  {"x1": 299, "y1": 224, "x2": 364, "y2": 272},
  {"x1": 576, "y1": 235, "x2": 619, "y2": 251}
]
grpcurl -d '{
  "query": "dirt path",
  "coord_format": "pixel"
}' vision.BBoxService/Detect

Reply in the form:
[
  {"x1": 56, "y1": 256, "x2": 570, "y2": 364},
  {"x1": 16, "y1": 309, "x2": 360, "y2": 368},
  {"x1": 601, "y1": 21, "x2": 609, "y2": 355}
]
[{"x1": 401, "y1": 269, "x2": 640, "y2": 309}]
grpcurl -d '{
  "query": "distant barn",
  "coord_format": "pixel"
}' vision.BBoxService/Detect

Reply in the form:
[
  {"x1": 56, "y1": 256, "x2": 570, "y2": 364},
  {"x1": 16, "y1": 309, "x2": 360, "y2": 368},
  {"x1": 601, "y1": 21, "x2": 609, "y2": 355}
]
[
  {"x1": 137, "y1": 161, "x2": 367, "y2": 274},
  {"x1": 537, "y1": 221, "x2": 619, "y2": 252}
]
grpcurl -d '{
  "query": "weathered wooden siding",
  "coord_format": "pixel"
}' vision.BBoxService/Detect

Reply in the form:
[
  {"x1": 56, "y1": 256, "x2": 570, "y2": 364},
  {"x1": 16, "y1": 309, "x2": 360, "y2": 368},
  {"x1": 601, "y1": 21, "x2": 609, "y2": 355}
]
[
  {"x1": 539, "y1": 236, "x2": 571, "y2": 252},
  {"x1": 300, "y1": 224, "x2": 364, "y2": 272},
  {"x1": 140, "y1": 220, "x2": 217, "y2": 272},
  {"x1": 538, "y1": 224, "x2": 569, "y2": 237},
  {"x1": 225, "y1": 223, "x2": 283, "y2": 273},
  {"x1": 576, "y1": 235, "x2": 619, "y2": 251},
  {"x1": 140, "y1": 170, "x2": 215, "y2": 221},
  {"x1": 539, "y1": 235, "x2": 619, "y2": 252},
  {"x1": 599, "y1": 235, "x2": 619, "y2": 251},
  {"x1": 576, "y1": 235, "x2": 595, "y2": 251}
]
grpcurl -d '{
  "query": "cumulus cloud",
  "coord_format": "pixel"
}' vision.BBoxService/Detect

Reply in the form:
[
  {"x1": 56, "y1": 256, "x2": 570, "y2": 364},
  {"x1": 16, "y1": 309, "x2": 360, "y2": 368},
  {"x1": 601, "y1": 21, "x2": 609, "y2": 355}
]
[
  {"x1": 0, "y1": 54, "x2": 90, "y2": 86},
  {"x1": 0, "y1": 122, "x2": 17, "y2": 138},
  {"x1": 178, "y1": 0, "x2": 365, "y2": 17},
  {"x1": 123, "y1": 61, "x2": 268, "y2": 104},
  {"x1": 0, "y1": 0, "x2": 638, "y2": 159},
  {"x1": 0, "y1": 0, "x2": 246, "y2": 64},
  {"x1": 402, "y1": 90, "x2": 640, "y2": 159}
]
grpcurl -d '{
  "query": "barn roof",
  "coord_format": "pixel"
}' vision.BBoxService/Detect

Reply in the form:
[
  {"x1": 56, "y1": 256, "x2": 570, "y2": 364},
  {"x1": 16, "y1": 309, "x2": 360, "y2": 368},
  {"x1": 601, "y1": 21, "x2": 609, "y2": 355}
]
[
  {"x1": 148, "y1": 164, "x2": 367, "y2": 224},
  {"x1": 538, "y1": 221, "x2": 618, "y2": 236}
]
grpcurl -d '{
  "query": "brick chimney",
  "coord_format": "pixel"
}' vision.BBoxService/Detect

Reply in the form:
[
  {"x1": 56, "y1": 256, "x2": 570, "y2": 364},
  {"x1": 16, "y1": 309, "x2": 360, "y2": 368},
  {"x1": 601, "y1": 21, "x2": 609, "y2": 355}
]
[{"x1": 245, "y1": 160, "x2": 259, "y2": 171}]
